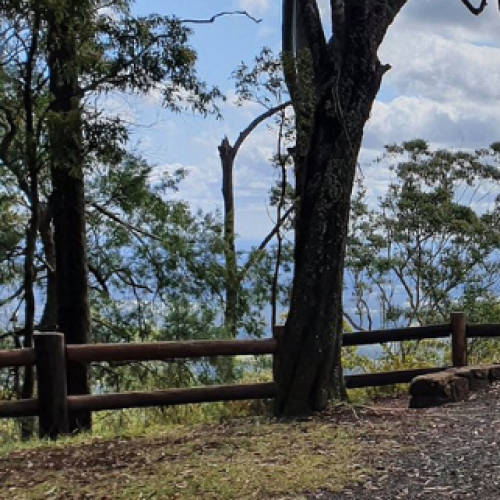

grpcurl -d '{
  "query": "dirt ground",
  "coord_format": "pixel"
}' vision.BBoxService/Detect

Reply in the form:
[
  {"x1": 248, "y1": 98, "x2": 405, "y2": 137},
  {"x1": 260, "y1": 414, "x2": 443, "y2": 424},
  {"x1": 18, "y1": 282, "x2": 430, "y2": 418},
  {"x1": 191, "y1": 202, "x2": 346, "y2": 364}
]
[{"x1": 2, "y1": 388, "x2": 500, "y2": 499}]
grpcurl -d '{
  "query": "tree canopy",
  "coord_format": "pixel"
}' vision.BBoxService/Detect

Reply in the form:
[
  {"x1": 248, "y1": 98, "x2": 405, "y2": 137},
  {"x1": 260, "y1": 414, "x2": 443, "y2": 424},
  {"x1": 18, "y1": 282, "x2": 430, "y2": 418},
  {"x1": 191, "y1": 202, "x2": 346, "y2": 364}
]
[{"x1": 347, "y1": 139, "x2": 500, "y2": 330}]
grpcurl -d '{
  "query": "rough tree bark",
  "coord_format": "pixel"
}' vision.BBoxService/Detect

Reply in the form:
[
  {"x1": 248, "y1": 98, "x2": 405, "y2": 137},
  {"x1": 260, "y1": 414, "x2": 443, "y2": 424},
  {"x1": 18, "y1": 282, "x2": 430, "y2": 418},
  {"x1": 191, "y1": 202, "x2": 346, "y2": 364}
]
[
  {"x1": 275, "y1": 0, "x2": 407, "y2": 416},
  {"x1": 47, "y1": 1, "x2": 91, "y2": 432},
  {"x1": 276, "y1": 0, "x2": 494, "y2": 416}
]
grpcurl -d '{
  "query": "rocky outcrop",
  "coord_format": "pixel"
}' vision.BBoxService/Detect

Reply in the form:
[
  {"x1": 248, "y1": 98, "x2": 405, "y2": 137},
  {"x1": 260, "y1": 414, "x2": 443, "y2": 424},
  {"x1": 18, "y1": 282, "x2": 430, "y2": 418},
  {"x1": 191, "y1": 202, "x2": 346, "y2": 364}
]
[{"x1": 409, "y1": 364, "x2": 500, "y2": 408}]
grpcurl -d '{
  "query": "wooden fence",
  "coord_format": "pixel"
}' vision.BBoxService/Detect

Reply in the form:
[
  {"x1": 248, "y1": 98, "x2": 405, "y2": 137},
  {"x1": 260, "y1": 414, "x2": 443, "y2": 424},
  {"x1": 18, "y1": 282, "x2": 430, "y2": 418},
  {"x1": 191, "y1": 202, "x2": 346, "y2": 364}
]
[{"x1": 0, "y1": 311, "x2": 499, "y2": 438}]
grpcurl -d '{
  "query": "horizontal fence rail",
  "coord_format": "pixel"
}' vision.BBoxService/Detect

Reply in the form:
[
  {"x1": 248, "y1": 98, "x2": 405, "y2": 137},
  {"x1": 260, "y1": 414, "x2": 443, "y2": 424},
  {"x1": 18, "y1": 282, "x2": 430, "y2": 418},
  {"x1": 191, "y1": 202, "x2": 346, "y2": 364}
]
[
  {"x1": 1, "y1": 312, "x2": 499, "y2": 438},
  {"x1": 0, "y1": 398, "x2": 39, "y2": 418},
  {"x1": 273, "y1": 323, "x2": 454, "y2": 347},
  {"x1": 66, "y1": 338, "x2": 278, "y2": 364},
  {"x1": 342, "y1": 324, "x2": 451, "y2": 346},
  {"x1": 0, "y1": 348, "x2": 36, "y2": 369},
  {"x1": 67, "y1": 383, "x2": 277, "y2": 413},
  {"x1": 467, "y1": 324, "x2": 500, "y2": 338},
  {"x1": 0, "y1": 334, "x2": 279, "y2": 438},
  {"x1": 345, "y1": 366, "x2": 450, "y2": 389}
]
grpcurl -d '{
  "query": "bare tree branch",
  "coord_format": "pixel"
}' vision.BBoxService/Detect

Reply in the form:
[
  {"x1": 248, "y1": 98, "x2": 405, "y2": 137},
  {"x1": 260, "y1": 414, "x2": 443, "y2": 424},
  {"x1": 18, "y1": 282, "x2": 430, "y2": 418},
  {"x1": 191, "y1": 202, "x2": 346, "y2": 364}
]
[
  {"x1": 180, "y1": 11, "x2": 262, "y2": 25},
  {"x1": 282, "y1": 0, "x2": 299, "y2": 102},
  {"x1": 296, "y1": 0, "x2": 329, "y2": 77},
  {"x1": 233, "y1": 101, "x2": 292, "y2": 155},
  {"x1": 331, "y1": 0, "x2": 346, "y2": 59},
  {"x1": 240, "y1": 205, "x2": 295, "y2": 279},
  {"x1": 343, "y1": 311, "x2": 366, "y2": 332},
  {"x1": 0, "y1": 285, "x2": 24, "y2": 307},
  {"x1": 88, "y1": 263, "x2": 110, "y2": 295},
  {"x1": 459, "y1": 0, "x2": 488, "y2": 14},
  {"x1": 88, "y1": 202, "x2": 164, "y2": 243},
  {"x1": 115, "y1": 268, "x2": 154, "y2": 293}
]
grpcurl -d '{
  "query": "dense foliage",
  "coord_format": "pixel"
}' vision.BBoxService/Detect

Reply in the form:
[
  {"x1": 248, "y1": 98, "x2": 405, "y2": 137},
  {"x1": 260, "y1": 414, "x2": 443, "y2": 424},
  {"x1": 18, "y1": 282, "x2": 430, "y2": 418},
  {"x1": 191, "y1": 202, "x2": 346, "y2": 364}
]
[
  {"x1": 0, "y1": 1, "x2": 288, "y2": 435},
  {"x1": 344, "y1": 140, "x2": 500, "y2": 395}
]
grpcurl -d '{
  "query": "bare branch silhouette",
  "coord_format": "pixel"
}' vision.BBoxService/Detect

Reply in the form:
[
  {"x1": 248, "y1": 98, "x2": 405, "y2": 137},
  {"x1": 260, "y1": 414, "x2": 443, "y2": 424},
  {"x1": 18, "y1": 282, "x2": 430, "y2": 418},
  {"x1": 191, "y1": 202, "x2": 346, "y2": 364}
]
[
  {"x1": 459, "y1": 0, "x2": 488, "y2": 15},
  {"x1": 180, "y1": 11, "x2": 262, "y2": 25}
]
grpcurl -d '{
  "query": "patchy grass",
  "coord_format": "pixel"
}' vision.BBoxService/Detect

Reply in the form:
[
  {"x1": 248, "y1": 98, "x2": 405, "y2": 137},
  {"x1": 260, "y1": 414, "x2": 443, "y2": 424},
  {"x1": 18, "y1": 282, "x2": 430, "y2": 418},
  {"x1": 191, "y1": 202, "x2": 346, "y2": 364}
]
[{"x1": 0, "y1": 416, "x2": 366, "y2": 499}]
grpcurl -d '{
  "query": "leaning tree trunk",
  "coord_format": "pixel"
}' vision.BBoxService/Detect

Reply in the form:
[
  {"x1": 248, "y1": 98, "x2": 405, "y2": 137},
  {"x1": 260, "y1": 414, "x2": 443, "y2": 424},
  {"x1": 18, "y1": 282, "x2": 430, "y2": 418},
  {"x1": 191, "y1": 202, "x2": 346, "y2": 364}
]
[
  {"x1": 47, "y1": 2, "x2": 92, "y2": 432},
  {"x1": 276, "y1": 0, "x2": 406, "y2": 416}
]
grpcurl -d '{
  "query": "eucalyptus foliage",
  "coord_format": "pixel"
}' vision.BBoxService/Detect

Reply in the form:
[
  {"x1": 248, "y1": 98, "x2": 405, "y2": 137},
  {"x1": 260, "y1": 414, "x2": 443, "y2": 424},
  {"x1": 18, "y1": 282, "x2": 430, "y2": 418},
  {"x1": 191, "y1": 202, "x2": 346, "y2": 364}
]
[
  {"x1": 345, "y1": 140, "x2": 500, "y2": 382},
  {"x1": 0, "y1": 0, "x2": 225, "y2": 407},
  {"x1": 347, "y1": 139, "x2": 500, "y2": 330}
]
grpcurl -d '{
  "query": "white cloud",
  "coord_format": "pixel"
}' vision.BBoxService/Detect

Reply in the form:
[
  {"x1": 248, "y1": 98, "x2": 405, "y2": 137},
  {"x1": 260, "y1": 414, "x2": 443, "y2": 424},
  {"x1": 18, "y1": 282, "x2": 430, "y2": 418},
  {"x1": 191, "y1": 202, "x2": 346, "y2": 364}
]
[
  {"x1": 357, "y1": 1, "x2": 500, "y2": 211},
  {"x1": 362, "y1": 1, "x2": 500, "y2": 153},
  {"x1": 363, "y1": 95, "x2": 500, "y2": 150},
  {"x1": 381, "y1": 31, "x2": 500, "y2": 105},
  {"x1": 236, "y1": 0, "x2": 270, "y2": 15},
  {"x1": 395, "y1": 0, "x2": 500, "y2": 44},
  {"x1": 151, "y1": 160, "x2": 221, "y2": 211}
]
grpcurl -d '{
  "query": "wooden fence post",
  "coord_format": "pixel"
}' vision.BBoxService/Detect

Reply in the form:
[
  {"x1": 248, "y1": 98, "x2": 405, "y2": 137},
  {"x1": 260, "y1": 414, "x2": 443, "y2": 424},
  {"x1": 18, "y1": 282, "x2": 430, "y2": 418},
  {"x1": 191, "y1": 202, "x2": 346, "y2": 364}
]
[
  {"x1": 451, "y1": 312, "x2": 467, "y2": 367},
  {"x1": 34, "y1": 332, "x2": 69, "y2": 439}
]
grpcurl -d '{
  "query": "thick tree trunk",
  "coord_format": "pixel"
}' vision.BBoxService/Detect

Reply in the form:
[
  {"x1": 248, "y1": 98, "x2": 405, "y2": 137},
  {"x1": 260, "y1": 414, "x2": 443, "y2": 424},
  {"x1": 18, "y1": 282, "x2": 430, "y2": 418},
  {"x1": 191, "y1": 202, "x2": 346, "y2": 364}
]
[
  {"x1": 276, "y1": 92, "x2": 364, "y2": 415},
  {"x1": 47, "y1": 3, "x2": 91, "y2": 432},
  {"x1": 276, "y1": 0, "x2": 406, "y2": 416},
  {"x1": 50, "y1": 166, "x2": 90, "y2": 431}
]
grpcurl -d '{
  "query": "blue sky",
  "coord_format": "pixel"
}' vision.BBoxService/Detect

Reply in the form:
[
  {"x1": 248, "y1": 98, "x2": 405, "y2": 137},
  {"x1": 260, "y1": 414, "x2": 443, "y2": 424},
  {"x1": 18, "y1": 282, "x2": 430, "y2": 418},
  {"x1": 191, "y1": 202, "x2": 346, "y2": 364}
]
[
  {"x1": 120, "y1": 1, "x2": 500, "y2": 243},
  {"x1": 129, "y1": 0, "x2": 286, "y2": 113},
  {"x1": 134, "y1": 1, "x2": 282, "y2": 85}
]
